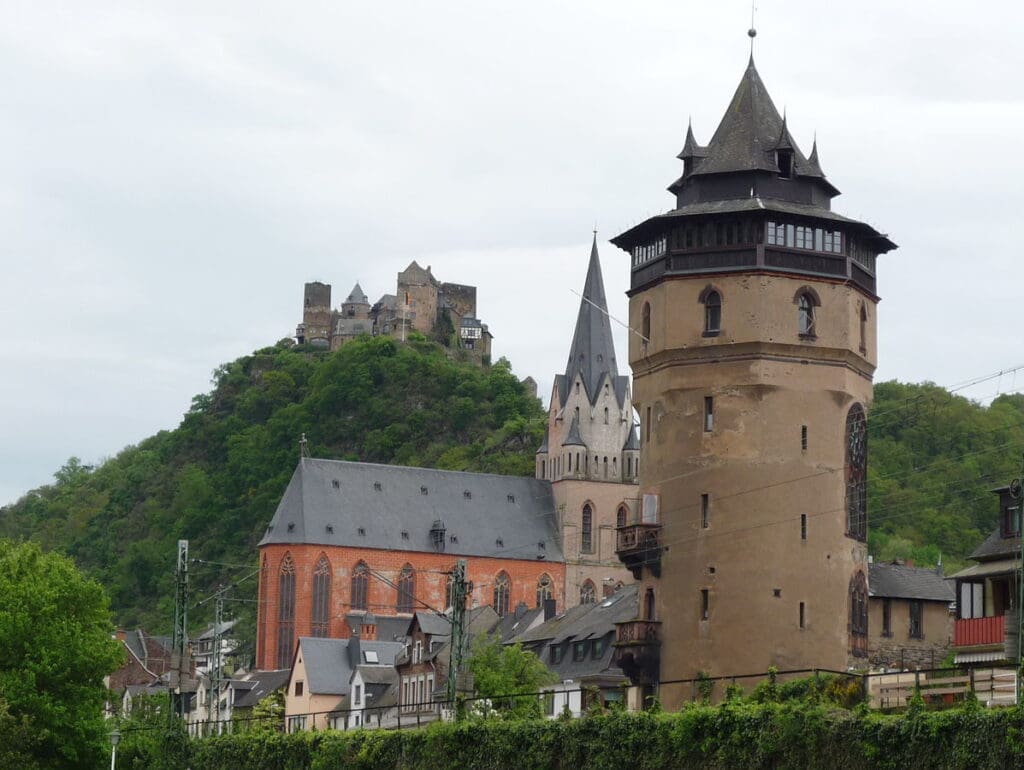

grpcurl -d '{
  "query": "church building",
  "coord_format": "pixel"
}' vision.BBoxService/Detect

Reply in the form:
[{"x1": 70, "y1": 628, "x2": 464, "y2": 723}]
[
  {"x1": 610, "y1": 55, "x2": 896, "y2": 703},
  {"x1": 255, "y1": 243, "x2": 636, "y2": 671}
]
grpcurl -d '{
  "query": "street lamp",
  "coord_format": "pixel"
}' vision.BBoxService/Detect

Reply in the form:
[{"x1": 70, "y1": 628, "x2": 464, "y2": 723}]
[{"x1": 109, "y1": 728, "x2": 121, "y2": 770}]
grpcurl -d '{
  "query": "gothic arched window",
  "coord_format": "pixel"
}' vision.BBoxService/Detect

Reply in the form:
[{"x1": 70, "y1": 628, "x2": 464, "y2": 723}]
[
  {"x1": 311, "y1": 555, "x2": 331, "y2": 637},
  {"x1": 537, "y1": 573, "x2": 553, "y2": 608},
  {"x1": 493, "y1": 572, "x2": 510, "y2": 617},
  {"x1": 616, "y1": 505, "x2": 628, "y2": 528},
  {"x1": 798, "y1": 293, "x2": 815, "y2": 336},
  {"x1": 397, "y1": 564, "x2": 415, "y2": 614},
  {"x1": 351, "y1": 561, "x2": 369, "y2": 611},
  {"x1": 277, "y1": 554, "x2": 296, "y2": 669},
  {"x1": 581, "y1": 503, "x2": 594, "y2": 553},
  {"x1": 849, "y1": 572, "x2": 868, "y2": 657},
  {"x1": 845, "y1": 403, "x2": 868, "y2": 541},
  {"x1": 704, "y1": 290, "x2": 722, "y2": 334},
  {"x1": 580, "y1": 579, "x2": 596, "y2": 605}
]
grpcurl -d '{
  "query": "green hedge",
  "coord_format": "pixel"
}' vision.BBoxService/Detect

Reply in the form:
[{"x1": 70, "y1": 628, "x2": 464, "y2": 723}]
[{"x1": 164, "y1": 703, "x2": 1024, "y2": 770}]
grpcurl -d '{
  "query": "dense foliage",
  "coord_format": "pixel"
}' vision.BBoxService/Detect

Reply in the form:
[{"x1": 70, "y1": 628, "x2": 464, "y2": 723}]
[
  {"x1": 119, "y1": 699, "x2": 1024, "y2": 770},
  {"x1": 0, "y1": 335, "x2": 545, "y2": 634},
  {"x1": 467, "y1": 635, "x2": 558, "y2": 719},
  {"x1": 0, "y1": 540, "x2": 124, "y2": 769},
  {"x1": 868, "y1": 382, "x2": 1024, "y2": 572}
]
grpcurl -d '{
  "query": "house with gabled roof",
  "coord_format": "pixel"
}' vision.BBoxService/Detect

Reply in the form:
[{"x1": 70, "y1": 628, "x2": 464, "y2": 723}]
[
  {"x1": 867, "y1": 561, "x2": 954, "y2": 669},
  {"x1": 284, "y1": 615, "x2": 404, "y2": 732},
  {"x1": 509, "y1": 585, "x2": 637, "y2": 717}
]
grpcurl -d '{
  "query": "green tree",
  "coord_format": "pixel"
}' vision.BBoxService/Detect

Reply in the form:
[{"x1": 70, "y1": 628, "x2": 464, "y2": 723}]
[
  {"x1": 0, "y1": 540, "x2": 124, "y2": 769},
  {"x1": 467, "y1": 635, "x2": 556, "y2": 719}
]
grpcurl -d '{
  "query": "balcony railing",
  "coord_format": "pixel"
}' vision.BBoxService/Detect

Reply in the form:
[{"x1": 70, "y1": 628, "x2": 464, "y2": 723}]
[
  {"x1": 615, "y1": 523, "x2": 662, "y2": 579},
  {"x1": 954, "y1": 615, "x2": 1006, "y2": 647},
  {"x1": 615, "y1": 619, "x2": 661, "y2": 645},
  {"x1": 613, "y1": 619, "x2": 661, "y2": 685}
]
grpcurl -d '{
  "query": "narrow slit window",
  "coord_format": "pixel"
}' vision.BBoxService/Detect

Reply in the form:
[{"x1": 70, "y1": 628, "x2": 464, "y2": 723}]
[
  {"x1": 701, "y1": 493, "x2": 710, "y2": 529},
  {"x1": 700, "y1": 589, "x2": 710, "y2": 621},
  {"x1": 704, "y1": 396, "x2": 714, "y2": 432},
  {"x1": 799, "y1": 602, "x2": 806, "y2": 629},
  {"x1": 801, "y1": 425, "x2": 808, "y2": 451},
  {"x1": 800, "y1": 514, "x2": 807, "y2": 541}
]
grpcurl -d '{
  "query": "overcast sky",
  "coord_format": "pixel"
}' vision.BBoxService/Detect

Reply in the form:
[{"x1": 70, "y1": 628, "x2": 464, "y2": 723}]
[{"x1": 2, "y1": 1, "x2": 1023, "y2": 505}]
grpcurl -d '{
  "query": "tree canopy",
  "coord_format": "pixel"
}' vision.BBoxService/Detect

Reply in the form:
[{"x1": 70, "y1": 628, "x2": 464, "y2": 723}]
[
  {"x1": 468, "y1": 635, "x2": 557, "y2": 719},
  {"x1": 0, "y1": 540, "x2": 124, "y2": 769},
  {"x1": 0, "y1": 335, "x2": 546, "y2": 634}
]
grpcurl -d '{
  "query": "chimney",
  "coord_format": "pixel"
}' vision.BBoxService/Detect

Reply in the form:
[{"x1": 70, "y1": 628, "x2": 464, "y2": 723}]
[
  {"x1": 543, "y1": 598, "x2": 557, "y2": 621},
  {"x1": 360, "y1": 613, "x2": 378, "y2": 642},
  {"x1": 513, "y1": 601, "x2": 528, "y2": 620},
  {"x1": 115, "y1": 628, "x2": 127, "y2": 642}
]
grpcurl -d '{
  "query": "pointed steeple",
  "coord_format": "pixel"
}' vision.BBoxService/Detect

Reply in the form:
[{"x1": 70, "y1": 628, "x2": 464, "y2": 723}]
[
  {"x1": 561, "y1": 412, "x2": 586, "y2": 447},
  {"x1": 803, "y1": 136, "x2": 825, "y2": 178},
  {"x1": 560, "y1": 235, "x2": 619, "y2": 406},
  {"x1": 690, "y1": 58, "x2": 796, "y2": 176},
  {"x1": 345, "y1": 282, "x2": 369, "y2": 304},
  {"x1": 676, "y1": 119, "x2": 707, "y2": 161}
]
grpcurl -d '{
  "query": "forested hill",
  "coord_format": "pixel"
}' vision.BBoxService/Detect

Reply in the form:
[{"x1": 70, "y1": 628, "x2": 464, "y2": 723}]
[
  {"x1": 3, "y1": 334, "x2": 1024, "y2": 633},
  {"x1": 0, "y1": 335, "x2": 547, "y2": 631}
]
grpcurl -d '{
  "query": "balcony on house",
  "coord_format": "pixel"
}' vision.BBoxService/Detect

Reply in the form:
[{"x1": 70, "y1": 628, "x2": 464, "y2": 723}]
[
  {"x1": 615, "y1": 523, "x2": 662, "y2": 579},
  {"x1": 613, "y1": 619, "x2": 661, "y2": 685},
  {"x1": 951, "y1": 570, "x2": 1019, "y2": 664}
]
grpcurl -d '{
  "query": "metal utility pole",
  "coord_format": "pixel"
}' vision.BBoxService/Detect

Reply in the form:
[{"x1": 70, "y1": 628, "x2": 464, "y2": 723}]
[
  {"x1": 210, "y1": 590, "x2": 224, "y2": 732},
  {"x1": 170, "y1": 540, "x2": 190, "y2": 721},
  {"x1": 1012, "y1": 465, "x2": 1024, "y2": 706},
  {"x1": 446, "y1": 560, "x2": 472, "y2": 709}
]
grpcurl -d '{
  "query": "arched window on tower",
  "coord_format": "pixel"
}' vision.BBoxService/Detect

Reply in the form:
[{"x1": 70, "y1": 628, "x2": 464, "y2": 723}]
[
  {"x1": 641, "y1": 302, "x2": 651, "y2": 350},
  {"x1": 397, "y1": 564, "x2": 415, "y2": 613},
  {"x1": 277, "y1": 554, "x2": 296, "y2": 669},
  {"x1": 493, "y1": 572, "x2": 510, "y2": 617},
  {"x1": 849, "y1": 572, "x2": 868, "y2": 657},
  {"x1": 537, "y1": 573, "x2": 553, "y2": 608},
  {"x1": 859, "y1": 304, "x2": 868, "y2": 353},
  {"x1": 312, "y1": 555, "x2": 331, "y2": 637},
  {"x1": 581, "y1": 503, "x2": 594, "y2": 553},
  {"x1": 798, "y1": 292, "x2": 817, "y2": 337},
  {"x1": 845, "y1": 404, "x2": 868, "y2": 541},
  {"x1": 616, "y1": 504, "x2": 628, "y2": 528},
  {"x1": 704, "y1": 290, "x2": 722, "y2": 335},
  {"x1": 351, "y1": 561, "x2": 369, "y2": 611},
  {"x1": 580, "y1": 579, "x2": 596, "y2": 605},
  {"x1": 604, "y1": 407, "x2": 609, "y2": 424}
]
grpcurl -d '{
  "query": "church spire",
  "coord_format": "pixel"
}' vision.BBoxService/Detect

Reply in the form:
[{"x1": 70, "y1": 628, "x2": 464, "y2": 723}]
[{"x1": 561, "y1": 235, "x2": 619, "y2": 406}]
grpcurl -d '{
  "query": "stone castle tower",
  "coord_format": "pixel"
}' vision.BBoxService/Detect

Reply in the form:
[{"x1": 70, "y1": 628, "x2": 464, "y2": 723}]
[
  {"x1": 536, "y1": 236, "x2": 638, "y2": 606},
  {"x1": 610, "y1": 57, "x2": 896, "y2": 700}
]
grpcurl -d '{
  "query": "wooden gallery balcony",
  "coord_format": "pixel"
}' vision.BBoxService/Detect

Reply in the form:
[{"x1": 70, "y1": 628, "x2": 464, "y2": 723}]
[
  {"x1": 615, "y1": 523, "x2": 662, "y2": 579},
  {"x1": 613, "y1": 619, "x2": 661, "y2": 686}
]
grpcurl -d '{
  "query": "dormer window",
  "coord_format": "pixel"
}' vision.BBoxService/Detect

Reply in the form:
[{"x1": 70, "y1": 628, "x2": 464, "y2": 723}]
[{"x1": 777, "y1": 149, "x2": 794, "y2": 179}]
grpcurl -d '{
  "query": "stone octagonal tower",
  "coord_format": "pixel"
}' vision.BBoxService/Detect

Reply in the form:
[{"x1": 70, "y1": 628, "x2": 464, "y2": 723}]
[{"x1": 610, "y1": 57, "x2": 896, "y2": 701}]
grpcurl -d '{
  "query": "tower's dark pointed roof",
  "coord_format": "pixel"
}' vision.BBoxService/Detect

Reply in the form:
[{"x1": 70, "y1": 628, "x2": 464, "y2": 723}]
[
  {"x1": 559, "y1": 236, "x2": 622, "y2": 406},
  {"x1": 536, "y1": 426, "x2": 550, "y2": 455},
  {"x1": 804, "y1": 138, "x2": 824, "y2": 178},
  {"x1": 622, "y1": 424, "x2": 640, "y2": 452},
  {"x1": 561, "y1": 413, "x2": 586, "y2": 448},
  {"x1": 677, "y1": 120, "x2": 707, "y2": 161},
  {"x1": 345, "y1": 283, "x2": 369, "y2": 304},
  {"x1": 691, "y1": 57, "x2": 811, "y2": 178}
]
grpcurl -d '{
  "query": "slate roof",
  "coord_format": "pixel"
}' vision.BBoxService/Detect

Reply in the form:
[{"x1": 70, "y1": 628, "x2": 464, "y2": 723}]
[
  {"x1": 969, "y1": 527, "x2": 1021, "y2": 562},
  {"x1": 345, "y1": 283, "x2": 369, "y2": 304},
  {"x1": 296, "y1": 637, "x2": 404, "y2": 696},
  {"x1": 510, "y1": 585, "x2": 638, "y2": 682},
  {"x1": 688, "y1": 57, "x2": 817, "y2": 179},
  {"x1": 561, "y1": 413, "x2": 586, "y2": 447},
  {"x1": 413, "y1": 611, "x2": 454, "y2": 638},
  {"x1": 622, "y1": 424, "x2": 640, "y2": 451},
  {"x1": 232, "y1": 669, "x2": 291, "y2": 709},
  {"x1": 491, "y1": 605, "x2": 544, "y2": 642},
  {"x1": 345, "y1": 613, "x2": 411, "y2": 642},
  {"x1": 560, "y1": 236, "x2": 629, "y2": 408},
  {"x1": 614, "y1": 197, "x2": 896, "y2": 250},
  {"x1": 536, "y1": 427, "x2": 550, "y2": 455},
  {"x1": 868, "y1": 563, "x2": 954, "y2": 602},
  {"x1": 260, "y1": 458, "x2": 563, "y2": 561}
]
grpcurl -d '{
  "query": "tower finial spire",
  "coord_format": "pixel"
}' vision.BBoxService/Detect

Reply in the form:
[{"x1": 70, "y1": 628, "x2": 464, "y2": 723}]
[{"x1": 748, "y1": 0, "x2": 757, "y2": 56}]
